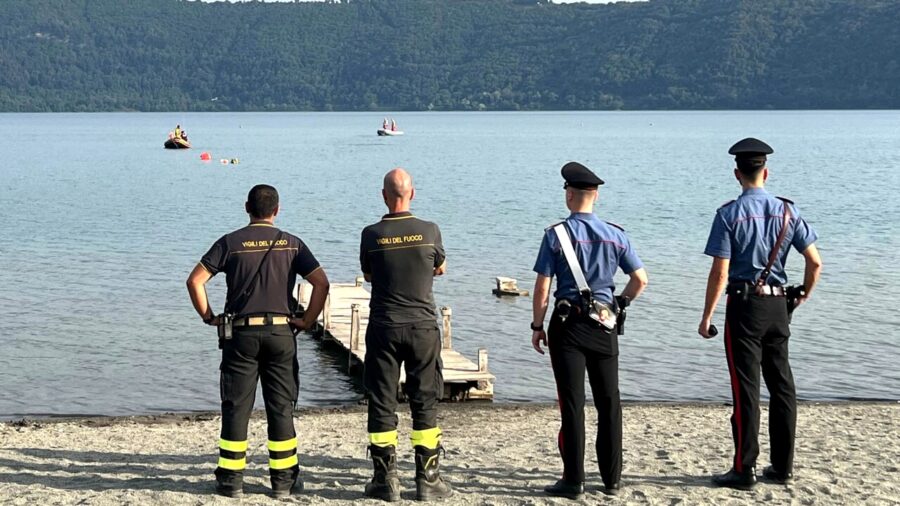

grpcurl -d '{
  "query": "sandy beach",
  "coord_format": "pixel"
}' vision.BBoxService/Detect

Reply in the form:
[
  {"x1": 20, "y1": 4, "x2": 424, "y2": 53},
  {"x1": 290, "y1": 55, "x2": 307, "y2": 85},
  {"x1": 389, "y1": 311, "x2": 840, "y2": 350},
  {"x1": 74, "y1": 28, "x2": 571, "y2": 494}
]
[{"x1": 0, "y1": 402, "x2": 897, "y2": 505}]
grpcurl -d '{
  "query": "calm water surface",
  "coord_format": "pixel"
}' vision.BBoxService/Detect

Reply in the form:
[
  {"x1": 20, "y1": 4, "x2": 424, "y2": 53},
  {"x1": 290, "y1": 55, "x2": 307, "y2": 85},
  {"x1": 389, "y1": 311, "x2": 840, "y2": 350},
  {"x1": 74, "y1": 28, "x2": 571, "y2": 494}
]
[{"x1": 1, "y1": 111, "x2": 898, "y2": 417}]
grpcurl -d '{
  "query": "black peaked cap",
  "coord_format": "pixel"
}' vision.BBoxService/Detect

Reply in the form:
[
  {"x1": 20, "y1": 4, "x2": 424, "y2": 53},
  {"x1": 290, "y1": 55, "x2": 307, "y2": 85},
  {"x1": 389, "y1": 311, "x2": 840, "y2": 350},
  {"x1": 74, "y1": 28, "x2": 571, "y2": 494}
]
[
  {"x1": 729, "y1": 138, "x2": 773, "y2": 172},
  {"x1": 728, "y1": 137, "x2": 774, "y2": 158},
  {"x1": 561, "y1": 161, "x2": 604, "y2": 188}
]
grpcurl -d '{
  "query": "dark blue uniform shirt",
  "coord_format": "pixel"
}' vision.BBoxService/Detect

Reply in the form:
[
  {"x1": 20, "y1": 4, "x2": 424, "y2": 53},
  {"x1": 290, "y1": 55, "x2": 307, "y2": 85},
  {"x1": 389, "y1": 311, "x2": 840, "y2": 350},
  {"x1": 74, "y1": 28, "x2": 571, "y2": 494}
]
[
  {"x1": 704, "y1": 188, "x2": 818, "y2": 285},
  {"x1": 533, "y1": 212, "x2": 643, "y2": 304}
]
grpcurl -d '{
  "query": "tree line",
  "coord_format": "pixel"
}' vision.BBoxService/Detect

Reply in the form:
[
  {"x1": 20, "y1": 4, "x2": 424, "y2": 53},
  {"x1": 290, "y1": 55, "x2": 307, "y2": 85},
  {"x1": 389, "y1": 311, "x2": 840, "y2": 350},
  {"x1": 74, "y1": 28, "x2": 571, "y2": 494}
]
[{"x1": 1, "y1": 0, "x2": 897, "y2": 111}]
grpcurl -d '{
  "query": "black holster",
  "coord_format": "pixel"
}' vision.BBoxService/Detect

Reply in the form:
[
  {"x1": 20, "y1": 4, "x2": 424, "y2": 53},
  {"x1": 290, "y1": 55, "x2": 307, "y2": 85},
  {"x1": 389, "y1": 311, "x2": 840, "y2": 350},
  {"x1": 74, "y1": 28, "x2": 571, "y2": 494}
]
[
  {"x1": 614, "y1": 295, "x2": 629, "y2": 335},
  {"x1": 216, "y1": 313, "x2": 234, "y2": 349}
]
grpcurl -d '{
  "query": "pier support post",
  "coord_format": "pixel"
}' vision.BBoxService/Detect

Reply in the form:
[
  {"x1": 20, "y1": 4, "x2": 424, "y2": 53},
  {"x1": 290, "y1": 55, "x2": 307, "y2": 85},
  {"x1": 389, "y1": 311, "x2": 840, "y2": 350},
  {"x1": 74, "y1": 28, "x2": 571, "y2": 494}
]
[
  {"x1": 323, "y1": 293, "x2": 332, "y2": 330},
  {"x1": 349, "y1": 303, "x2": 360, "y2": 371},
  {"x1": 478, "y1": 348, "x2": 491, "y2": 392},
  {"x1": 350, "y1": 304, "x2": 360, "y2": 351},
  {"x1": 441, "y1": 306, "x2": 452, "y2": 349}
]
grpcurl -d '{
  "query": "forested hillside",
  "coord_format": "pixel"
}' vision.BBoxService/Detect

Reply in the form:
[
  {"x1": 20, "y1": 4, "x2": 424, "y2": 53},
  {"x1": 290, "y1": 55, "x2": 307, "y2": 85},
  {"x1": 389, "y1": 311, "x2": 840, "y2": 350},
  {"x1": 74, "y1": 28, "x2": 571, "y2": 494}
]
[{"x1": 1, "y1": 0, "x2": 898, "y2": 111}]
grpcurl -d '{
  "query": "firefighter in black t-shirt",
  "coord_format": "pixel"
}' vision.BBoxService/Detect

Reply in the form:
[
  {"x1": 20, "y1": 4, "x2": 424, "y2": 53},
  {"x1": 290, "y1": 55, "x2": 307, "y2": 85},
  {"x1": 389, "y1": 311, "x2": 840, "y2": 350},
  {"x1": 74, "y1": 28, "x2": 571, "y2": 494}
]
[
  {"x1": 186, "y1": 184, "x2": 330, "y2": 499},
  {"x1": 359, "y1": 168, "x2": 452, "y2": 502}
]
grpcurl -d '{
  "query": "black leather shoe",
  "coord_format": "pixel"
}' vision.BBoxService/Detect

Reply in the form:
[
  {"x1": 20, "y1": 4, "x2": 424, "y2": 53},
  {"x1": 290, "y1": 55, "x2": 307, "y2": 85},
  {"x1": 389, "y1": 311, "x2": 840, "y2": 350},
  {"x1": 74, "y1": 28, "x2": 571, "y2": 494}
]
[
  {"x1": 543, "y1": 480, "x2": 584, "y2": 500},
  {"x1": 763, "y1": 465, "x2": 794, "y2": 484},
  {"x1": 604, "y1": 481, "x2": 622, "y2": 496},
  {"x1": 712, "y1": 467, "x2": 757, "y2": 490}
]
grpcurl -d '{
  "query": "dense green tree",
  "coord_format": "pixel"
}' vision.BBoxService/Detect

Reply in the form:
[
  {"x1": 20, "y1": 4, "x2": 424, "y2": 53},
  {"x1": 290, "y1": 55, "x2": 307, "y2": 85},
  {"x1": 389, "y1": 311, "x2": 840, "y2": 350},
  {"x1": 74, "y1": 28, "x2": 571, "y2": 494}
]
[{"x1": 0, "y1": 0, "x2": 897, "y2": 111}]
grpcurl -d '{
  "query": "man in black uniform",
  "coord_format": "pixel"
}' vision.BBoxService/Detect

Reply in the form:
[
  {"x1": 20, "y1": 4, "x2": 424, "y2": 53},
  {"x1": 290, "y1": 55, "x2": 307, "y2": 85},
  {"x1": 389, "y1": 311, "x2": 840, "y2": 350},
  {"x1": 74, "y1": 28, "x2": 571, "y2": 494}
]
[
  {"x1": 187, "y1": 184, "x2": 330, "y2": 498},
  {"x1": 359, "y1": 168, "x2": 451, "y2": 502},
  {"x1": 531, "y1": 162, "x2": 648, "y2": 499},
  {"x1": 699, "y1": 139, "x2": 822, "y2": 489}
]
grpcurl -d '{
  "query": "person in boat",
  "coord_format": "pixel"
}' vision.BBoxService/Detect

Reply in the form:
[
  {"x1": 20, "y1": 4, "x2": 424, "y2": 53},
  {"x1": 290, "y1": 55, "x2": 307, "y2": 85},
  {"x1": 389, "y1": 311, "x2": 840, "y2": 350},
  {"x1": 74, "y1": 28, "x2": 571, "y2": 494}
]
[
  {"x1": 390, "y1": 119, "x2": 397, "y2": 132},
  {"x1": 174, "y1": 125, "x2": 182, "y2": 140},
  {"x1": 182, "y1": 131, "x2": 189, "y2": 142},
  {"x1": 383, "y1": 118, "x2": 389, "y2": 130}
]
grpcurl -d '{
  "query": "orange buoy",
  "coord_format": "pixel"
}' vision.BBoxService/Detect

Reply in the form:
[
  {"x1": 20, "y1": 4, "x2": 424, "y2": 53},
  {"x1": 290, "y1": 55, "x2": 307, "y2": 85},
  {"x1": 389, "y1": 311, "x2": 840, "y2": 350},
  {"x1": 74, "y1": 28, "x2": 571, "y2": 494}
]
[{"x1": 200, "y1": 152, "x2": 211, "y2": 161}]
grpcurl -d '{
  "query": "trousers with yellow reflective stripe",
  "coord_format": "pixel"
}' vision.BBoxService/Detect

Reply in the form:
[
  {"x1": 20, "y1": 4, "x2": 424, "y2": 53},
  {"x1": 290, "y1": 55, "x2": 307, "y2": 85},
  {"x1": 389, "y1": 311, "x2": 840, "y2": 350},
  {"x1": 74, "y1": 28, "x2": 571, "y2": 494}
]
[
  {"x1": 216, "y1": 324, "x2": 300, "y2": 486},
  {"x1": 369, "y1": 427, "x2": 443, "y2": 449},
  {"x1": 217, "y1": 437, "x2": 299, "y2": 471}
]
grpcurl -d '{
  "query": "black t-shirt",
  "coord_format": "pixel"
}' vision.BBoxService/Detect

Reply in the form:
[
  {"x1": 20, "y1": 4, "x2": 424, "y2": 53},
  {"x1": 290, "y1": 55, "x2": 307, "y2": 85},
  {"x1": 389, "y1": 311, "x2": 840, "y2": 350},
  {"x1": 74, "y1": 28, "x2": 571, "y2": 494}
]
[
  {"x1": 360, "y1": 212, "x2": 446, "y2": 326},
  {"x1": 201, "y1": 223, "x2": 320, "y2": 318}
]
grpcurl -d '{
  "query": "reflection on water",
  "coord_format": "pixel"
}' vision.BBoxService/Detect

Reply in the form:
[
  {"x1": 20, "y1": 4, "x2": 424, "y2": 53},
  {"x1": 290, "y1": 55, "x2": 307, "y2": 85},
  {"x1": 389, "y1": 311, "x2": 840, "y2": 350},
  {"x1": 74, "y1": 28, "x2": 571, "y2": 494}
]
[{"x1": 0, "y1": 111, "x2": 898, "y2": 417}]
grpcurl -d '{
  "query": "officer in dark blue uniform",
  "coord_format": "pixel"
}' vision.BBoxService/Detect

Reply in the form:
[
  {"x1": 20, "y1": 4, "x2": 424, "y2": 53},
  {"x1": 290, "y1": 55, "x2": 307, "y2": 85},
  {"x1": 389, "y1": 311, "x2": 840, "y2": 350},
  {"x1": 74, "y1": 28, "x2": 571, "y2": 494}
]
[
  {"x1": 531, "y1": 162, "x2": 649, "y2": 499},
  {"x1": 699, "y1": 139, "x2": 822, "y2": 490}
]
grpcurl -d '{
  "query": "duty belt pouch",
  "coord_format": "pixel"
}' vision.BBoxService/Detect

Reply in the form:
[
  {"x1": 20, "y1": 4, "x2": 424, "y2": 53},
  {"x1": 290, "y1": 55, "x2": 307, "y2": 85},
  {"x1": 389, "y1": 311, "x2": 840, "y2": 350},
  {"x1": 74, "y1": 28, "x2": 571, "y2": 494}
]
[
  {"x1": 217, "y1": 313, "x2": 234, "y2": 342},
  {"x1": 785, "y1": 284, "x2": 806, "y2": 323}
]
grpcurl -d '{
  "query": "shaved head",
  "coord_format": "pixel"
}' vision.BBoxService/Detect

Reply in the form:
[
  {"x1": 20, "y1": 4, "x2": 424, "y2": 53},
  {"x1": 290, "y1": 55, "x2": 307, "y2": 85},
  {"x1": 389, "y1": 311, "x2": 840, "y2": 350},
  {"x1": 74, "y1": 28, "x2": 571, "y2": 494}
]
[{"x1": 383, "y1": 168, "x2": 413, "y2": 199}]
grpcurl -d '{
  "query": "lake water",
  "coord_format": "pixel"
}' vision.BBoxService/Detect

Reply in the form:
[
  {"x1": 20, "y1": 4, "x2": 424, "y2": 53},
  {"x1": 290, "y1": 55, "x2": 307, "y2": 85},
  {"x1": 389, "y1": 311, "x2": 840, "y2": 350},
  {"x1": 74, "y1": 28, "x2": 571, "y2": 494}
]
[{"x1": 1, "y1": 111, "x2": 898, "y2": 418}]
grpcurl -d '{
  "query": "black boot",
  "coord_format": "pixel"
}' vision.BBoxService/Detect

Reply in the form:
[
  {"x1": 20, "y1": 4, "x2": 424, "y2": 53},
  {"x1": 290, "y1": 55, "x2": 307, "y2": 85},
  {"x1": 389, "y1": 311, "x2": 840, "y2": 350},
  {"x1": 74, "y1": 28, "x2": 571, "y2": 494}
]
[
  {"x1": 414, "y1": 446, "x2": 453, "y2": 501},
  {"x1": 214, "y1": 468, "x2": 243, "y2": 498},
  {"x1": 712, "y1": 467, "x2": 757, "y2": 490},
  {"x1": 543, "y1": 479, "x2": 584, "y2": 500},
  {"x1": 271, "y1": 465, "x2": 303, "y2": 498},
  {"x1": 364, "y1": 445, "x2": 401, "y2": 502},
  {"x1": 763, "y1": 465, "x2": 794, "y2": 484}
]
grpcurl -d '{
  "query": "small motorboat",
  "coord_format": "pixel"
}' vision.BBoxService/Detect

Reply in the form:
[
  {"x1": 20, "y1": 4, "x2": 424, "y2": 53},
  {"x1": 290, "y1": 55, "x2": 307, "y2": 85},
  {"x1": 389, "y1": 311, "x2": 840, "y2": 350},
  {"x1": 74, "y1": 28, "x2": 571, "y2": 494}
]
[
  {"x1": 377, "y1": 129, "x2": 404, "y2": 136},
  {"x1": 164, "y1": 137, "x2": 191, "y2": 149}
]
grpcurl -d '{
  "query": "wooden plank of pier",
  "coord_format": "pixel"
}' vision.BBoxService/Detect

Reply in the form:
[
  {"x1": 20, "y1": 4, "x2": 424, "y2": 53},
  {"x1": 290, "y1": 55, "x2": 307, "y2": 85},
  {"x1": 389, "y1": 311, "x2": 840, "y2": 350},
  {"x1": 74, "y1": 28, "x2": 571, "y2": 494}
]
[{"x1": 296, "y1": 279, "x2": 494, "y2": 401}]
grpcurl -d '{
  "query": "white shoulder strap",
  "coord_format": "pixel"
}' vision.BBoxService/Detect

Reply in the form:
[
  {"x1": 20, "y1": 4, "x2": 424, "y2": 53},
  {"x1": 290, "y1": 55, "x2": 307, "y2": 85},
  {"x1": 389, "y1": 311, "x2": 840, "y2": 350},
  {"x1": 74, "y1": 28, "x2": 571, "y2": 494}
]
[{"x1": 552, "y1": 223, "x2": 590, "y2": 294}]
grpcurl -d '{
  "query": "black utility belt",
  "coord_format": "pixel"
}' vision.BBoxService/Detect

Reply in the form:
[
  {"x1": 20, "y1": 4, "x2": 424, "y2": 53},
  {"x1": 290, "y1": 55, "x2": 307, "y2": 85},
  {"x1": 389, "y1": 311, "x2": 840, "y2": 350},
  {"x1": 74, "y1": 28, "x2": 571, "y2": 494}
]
[
  {"x1": 554, "y1": 298, "x2": 624, "y2": 334},
  {"x1": 232, "y1": 314, "x2": 291, "y2": 327},
  {"x1": 727, "y1": 282, "x2": 785, "y2": 298}
]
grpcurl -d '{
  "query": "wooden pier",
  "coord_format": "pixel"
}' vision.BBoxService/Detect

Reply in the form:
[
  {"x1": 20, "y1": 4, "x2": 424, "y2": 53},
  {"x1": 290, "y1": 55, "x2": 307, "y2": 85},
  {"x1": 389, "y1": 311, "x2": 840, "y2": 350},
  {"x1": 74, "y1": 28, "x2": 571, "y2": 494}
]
[{"x1": 296, "y1": 279, "x2": 494, "y2": 401}]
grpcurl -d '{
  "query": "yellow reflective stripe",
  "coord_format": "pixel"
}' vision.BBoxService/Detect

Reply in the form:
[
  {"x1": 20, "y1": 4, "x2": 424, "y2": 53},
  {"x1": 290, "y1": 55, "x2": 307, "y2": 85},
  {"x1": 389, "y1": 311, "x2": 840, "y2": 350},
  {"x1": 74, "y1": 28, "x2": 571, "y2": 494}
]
[
  {"x1": 268, "y1": 437, "x2": 298, "y2": 452},
  {"x1": 219, "y1": 439, "x2": 248, "y2": 452},
  {"x1": 368, "y1": 430, "x2": 399, "y2": 447},
  {"x1": 269, "y1": 454, "x2": 298, "y2": 470},
  {"x1": 218, "y1": 456, "x2": 246, "y2": 470},
  {"x1": 410, "y1": 427, "x2": 442, "y2": 449}
]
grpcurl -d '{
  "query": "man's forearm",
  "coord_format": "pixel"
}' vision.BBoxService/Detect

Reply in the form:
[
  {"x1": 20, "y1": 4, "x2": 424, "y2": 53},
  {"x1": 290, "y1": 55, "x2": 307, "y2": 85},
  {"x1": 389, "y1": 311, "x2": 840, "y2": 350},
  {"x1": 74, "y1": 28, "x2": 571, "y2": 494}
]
[
  {"x1": 187, "y1": 283, "x2": 212, "y2": 320},
  {"x1": 802, "y1": 245, "x2": 822, "y2": 296},
  {"x1": 803, "y1": 263, "x2": 821, "y2": 295},
  {"x1": 620, "y1": 268, "x2": 648, "y2": 301},
  {"x1": 303, "y1": 283, "x2": 330, "y2": 326},
  {"x1": 702, "y1": 271, "x2": 728, "y2": 321},
  {"x1": 532, "y1": 278, "x2": 550, "y2": 327}
]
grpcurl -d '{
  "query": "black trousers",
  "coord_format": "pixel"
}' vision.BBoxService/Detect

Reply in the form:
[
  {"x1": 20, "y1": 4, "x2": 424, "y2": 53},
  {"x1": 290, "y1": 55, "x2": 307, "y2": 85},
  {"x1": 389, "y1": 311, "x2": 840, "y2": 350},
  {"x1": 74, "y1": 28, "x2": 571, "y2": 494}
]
[
  {"x1": 364, "y1": 321, "x2": 443, "y2": 433},
  {"x1": 547, "y1": 309, "x2": 622, "y2": 486},
  {"x1": 724, "y1": 294, "x2": 796, "y2": 474},
  {"x1": 218, "y1": 324, "x2": 299, "y2": 484}
]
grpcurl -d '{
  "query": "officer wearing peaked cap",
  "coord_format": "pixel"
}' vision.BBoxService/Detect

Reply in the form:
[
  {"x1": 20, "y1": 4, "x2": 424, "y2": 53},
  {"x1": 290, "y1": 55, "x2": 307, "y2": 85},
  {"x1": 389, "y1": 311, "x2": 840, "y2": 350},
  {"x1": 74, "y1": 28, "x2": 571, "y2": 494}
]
[
  {"x1": 699, "y1": 139, "x2": 822, "y2": 490},
  {"x1": 531, "y1": 162, "x2": 648, "y2": 499}
]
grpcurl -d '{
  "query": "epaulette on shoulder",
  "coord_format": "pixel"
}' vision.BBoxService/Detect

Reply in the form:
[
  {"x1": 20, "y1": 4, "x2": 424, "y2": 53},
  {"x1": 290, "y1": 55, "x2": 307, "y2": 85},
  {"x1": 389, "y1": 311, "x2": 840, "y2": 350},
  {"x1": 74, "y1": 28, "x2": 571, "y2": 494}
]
[
  {"x1": 544, "y1": 220, "x2": 565, "y2": 232},
  {"x1": 718, "y1": 199, "x2": 736, "y2": 209},
  {"x1": 776, "y1": 196, "x2": 794, "y2": 205},
  {"x1": 605, "y1": 221, "x2": 625, "y2": 231}
]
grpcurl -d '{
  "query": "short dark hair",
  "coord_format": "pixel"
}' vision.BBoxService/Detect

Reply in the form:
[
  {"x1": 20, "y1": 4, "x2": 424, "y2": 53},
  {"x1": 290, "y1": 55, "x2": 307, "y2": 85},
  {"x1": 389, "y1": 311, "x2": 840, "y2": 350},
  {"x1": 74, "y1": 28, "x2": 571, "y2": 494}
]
[{"x1": 247, "y1": 184, "x2": 279, "y2": 218}]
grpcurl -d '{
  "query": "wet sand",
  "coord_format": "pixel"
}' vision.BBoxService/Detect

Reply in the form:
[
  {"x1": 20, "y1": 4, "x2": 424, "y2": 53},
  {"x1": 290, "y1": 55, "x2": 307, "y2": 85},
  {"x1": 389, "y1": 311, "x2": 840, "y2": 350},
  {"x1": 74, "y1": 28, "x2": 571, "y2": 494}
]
[{"x1": 0, "y1": 402, "x2": 897, "y2": 505}]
